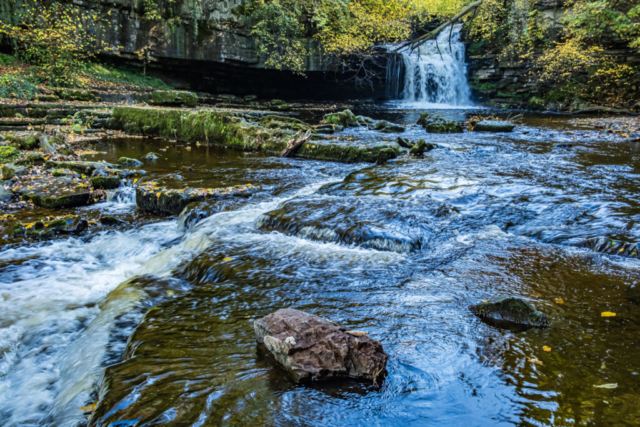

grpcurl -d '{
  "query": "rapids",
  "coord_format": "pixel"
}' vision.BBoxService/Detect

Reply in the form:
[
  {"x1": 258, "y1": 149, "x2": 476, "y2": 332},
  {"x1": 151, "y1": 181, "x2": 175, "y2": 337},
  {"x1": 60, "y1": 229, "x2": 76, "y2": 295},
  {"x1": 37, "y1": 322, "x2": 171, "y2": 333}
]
[{"x1": 1, "y1": 111, "x2": 639, "y2": 426}]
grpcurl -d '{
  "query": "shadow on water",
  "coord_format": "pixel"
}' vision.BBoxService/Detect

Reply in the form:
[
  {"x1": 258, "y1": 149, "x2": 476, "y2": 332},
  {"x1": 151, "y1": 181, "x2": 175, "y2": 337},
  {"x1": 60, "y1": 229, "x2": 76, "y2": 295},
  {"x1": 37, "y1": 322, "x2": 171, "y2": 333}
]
[{"x1": 1, "y1": 110, "x2": 640, "y2": 426}]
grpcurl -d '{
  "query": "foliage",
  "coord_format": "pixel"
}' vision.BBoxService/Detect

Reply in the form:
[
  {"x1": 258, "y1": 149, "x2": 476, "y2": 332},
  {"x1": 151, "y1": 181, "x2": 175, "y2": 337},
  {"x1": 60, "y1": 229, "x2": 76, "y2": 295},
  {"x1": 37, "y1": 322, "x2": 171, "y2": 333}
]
[
  {"x1": 246, "y1": 0, "x2": 469, "y2": 74},
  {"x1": 0, "y1": 0, "x2": 114, "y2": 86},
  {"x1": 0, "y1": 74, "x2": 38, "y2": 100},
  {"x1": 0, "y1": 52, "x2": 17, "y2": 66}
]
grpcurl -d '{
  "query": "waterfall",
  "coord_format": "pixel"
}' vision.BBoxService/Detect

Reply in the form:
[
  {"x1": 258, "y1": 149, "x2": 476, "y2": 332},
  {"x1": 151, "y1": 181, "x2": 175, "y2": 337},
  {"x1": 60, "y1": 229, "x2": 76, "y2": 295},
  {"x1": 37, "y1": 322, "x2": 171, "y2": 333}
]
[{"x1": 388, "y1": 24, "x2": 471, "y2": 107}]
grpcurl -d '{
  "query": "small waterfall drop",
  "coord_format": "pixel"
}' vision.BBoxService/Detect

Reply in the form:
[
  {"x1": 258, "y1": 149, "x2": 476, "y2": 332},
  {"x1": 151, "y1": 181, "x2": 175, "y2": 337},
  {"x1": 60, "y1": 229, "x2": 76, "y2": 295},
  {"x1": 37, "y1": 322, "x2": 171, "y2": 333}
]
[{"x1": 388, "y1": 24, "x2": 472, "y2": 107}]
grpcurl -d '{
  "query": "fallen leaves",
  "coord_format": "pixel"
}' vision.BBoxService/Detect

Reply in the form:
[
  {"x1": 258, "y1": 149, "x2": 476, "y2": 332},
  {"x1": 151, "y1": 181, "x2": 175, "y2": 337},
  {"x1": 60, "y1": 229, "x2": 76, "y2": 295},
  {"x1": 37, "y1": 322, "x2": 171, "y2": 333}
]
[
  {"x1": 554, "y1": 298, "x2": 564, "y2": 304},
  {"x1": 543, "y1": 346, "x2": 552, "y2": 352},
  {"x1": 593, "y1": 383, "x2": 618, "y2": 389},
  {"x1": 601, "y1": 312, "x2": 617, "y2": 317},
  {"x1": 222, "y1": 257, "x2": 233, "y2": 262},
  {"x1": 527, "y1": 356, "x2": 544, "y2": 366}
]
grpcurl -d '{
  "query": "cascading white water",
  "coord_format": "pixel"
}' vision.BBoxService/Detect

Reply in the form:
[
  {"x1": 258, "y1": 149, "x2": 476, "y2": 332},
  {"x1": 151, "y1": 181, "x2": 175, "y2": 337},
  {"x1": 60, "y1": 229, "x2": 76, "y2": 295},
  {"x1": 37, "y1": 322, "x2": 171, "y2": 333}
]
[{"x1": 389, "y1": 24, "x2": 472, "y2": 107}]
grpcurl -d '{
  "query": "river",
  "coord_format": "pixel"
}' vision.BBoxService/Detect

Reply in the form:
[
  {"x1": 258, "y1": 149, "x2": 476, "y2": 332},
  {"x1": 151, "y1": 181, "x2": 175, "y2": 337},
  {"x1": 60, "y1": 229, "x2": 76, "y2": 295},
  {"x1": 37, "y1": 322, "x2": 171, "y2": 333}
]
[{"x1": 1, "y1": 107, "x2": 639, "y2": 426}]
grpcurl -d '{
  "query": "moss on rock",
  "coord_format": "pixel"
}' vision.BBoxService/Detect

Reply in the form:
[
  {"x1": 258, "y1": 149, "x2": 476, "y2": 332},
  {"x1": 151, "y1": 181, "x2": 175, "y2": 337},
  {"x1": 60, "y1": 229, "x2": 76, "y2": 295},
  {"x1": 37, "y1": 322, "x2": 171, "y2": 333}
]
[
  {"x1": 418, "y1": 113, "x2": 463, "y2": 133},
  {"x1": 109, "y1": 107, "x2": 399, "y2": 164},
  {"x1": 473, "y1": 120, "x2": 515, "y2": 132},
  {"x1": 0, "y1": 146, "x2": 18, "y2": 163},
  {"x1": 470, "y1": 296, "x2": 548, "y2": 328},
  {"x1": 149, "y1": 91, "x2": 197, "y2": 107},
  {"x1": 91, "y1": 175, "x2": 121, "y2": 190}
]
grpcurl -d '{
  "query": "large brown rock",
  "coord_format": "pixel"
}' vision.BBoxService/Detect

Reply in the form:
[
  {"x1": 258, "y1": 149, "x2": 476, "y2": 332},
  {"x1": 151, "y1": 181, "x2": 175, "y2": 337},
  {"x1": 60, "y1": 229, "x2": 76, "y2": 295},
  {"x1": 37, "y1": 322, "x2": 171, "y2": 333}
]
[{"x1": 254, "y1": 308, "x2": 388, "y2": 383}]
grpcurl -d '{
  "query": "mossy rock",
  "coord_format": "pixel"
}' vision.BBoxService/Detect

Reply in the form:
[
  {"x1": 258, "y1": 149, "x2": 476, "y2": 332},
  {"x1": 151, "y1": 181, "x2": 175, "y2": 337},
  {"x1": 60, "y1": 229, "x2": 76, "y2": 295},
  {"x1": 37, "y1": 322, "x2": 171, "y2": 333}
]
[
  {"x1": 118, "y1": 157, "x2": 143, "y2": 167},
  {"x1": 0, "y1": 146, "x2": 19, "y2": 163},
  {"x1": 149, "y1": 91, "x2": 197, "y2": 108},
  {"x1": 108, "y1": 107, "x2": 399, "y2": 164},
  {"x1": 45, "y1": 160, "x2": 114, "y2": 175},
  {"x1": 2, "y1": 163, "x2": 27, "y2": 179},
  {"x1": 418, "y1": 113, "x2": 463, "y2": 133},
  {"x1": 374, "y1": 120, "x2": 405, "y2": 133},
  {"x1": 396, "y1": 137, "x2": 413, "y2": 149},
  {"x1": 26, "y1": 152, "x2": 45, "y2": 164},
  {"x1": 473, "y1": 120, "x2": 515, "y2": 132},
  {"x1": 100, "y1": 215, "x2": 125, "y2": 226},
  {"x1": 314, "y1": 124, "x2": 344, "y2": 134},
  {"x1": 52, "y1": 168, "x2": 75, "y2": 177},
  {"x1": 15, "y1": 177, "x2": 93, "y2": 209},
  {"x1": 35, "y1": 95, "x2": 59, "y2": 102},
  {"x1": 470, "y1": 296, "x2": 548, "y2": 328},
  {"x1": 0, "y1": 106, "x2": 17, "y2": 117},
  {"x1": 5, "y1": 134, "x2": 39, "y2": 150},
  {"x1": 324, "y1": 109, "x2": 360, "y2": 127},
  {"x1": 90, "y1": 175, "x2": 121, "y2": 190},
  {"x1": 142, "y1": 152, "x2": 161, "y2": 161},
  {"x1": 55, "y1": 89, "x2": 96, "y2": 102},
  {"x1": 136, "y1": 182, "x2": 261, "y2": 215},
  {"x1": 409, "y1": 140, "x2": 437, "y2": 156}
]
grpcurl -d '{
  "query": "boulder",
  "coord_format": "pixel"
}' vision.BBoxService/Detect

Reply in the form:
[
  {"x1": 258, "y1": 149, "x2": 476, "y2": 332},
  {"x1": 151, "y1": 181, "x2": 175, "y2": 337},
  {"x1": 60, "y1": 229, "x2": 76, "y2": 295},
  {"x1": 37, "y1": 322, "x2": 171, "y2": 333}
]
[
  {"x1": 99, "y1": 215, "x2": 126, "y2": 226},
  {"x1": 0, "y1": 146, "x2": 18, "y2": 162},
  {"x1": 2, "y1": 163, "x2": 27, "y2": 180},
  {"x1": 26, "y1": 152, "x2": 45, "y2": 164},
  {"x1": 473, "y1": 120, "x2": 515, "y2": 132},
  {"x1": 324, "y1": 109, "x2": 360, "y2": 127},
  {"x1": 118, "y1": 157, "x2": 143, "y2": 167},
  {"x1": 14, "y1": 177, "x2": 94, "y2": 209},
  {"x1": 418, "y1": 113, "x2": 463, "y2": 133},
  {"x1": 254, "y1": 308, "x2": 388, "y2": 383},
  {"x1": 374, "y1": 120, "x2": 405, "y2": 133},
  {"x1": 90, "y1": 175, "x2": 121, "y2": 190},
  {"x1": 470, "y1": 296, "x2": 549, "y2": 328},
  {"x1": 375, "y1": 148, "x2": 397, "y2": 165},
  {"x1": 409, "y1": 140, "x2": 437, "y2": 156},
  {"x1": 396, "y1": 137, "x2": 413, "y2": 149}
]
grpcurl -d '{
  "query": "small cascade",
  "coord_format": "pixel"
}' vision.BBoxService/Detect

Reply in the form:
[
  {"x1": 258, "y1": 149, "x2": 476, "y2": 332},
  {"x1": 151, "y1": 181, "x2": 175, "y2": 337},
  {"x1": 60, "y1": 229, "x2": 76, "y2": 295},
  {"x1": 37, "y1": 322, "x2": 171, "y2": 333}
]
[{"x1": 388, "y1": 24, "x2": 471, "y2": 106}]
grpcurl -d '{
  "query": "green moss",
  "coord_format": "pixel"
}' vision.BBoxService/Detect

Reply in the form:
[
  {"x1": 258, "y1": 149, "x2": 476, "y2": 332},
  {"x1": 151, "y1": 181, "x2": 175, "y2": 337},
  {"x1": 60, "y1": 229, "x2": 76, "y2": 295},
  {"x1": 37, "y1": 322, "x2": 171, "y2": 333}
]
[
  {"x1": 0, "y1": 145, "x2": 18, "y2": 162},
  {"x1": 109, "y1": 107, "x2": 400, "y2": 164},
  {"x1": 55, "y1": 89, "x2": 96, "y2": 101},
  {"x1": 84, "y1": 63, "x2": 171, "y2": 90},
  {"x1": 527, "y1": 96, "x2": 546, "y2": 110},
  {"x1": 150, "y1": 91, "x2": 197, "y2": 107},
  {"x1": 90, "y1": 175, "x2": 121, "y2": 189}
]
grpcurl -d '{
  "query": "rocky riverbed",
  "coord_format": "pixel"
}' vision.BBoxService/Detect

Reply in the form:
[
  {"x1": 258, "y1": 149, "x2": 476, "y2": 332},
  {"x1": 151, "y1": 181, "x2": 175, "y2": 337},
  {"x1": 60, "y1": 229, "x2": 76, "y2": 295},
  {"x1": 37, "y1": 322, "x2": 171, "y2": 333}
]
[{"x1": 1, "y1": 100, "x2": 640, "y2": 426}]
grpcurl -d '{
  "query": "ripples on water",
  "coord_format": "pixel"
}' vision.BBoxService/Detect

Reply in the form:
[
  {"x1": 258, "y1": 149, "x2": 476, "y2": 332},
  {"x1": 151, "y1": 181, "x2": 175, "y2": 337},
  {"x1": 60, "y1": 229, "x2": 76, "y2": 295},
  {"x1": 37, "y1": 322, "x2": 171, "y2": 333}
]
[{"x1": 0, "y1": 110, "x2": 639, "y2": 426}]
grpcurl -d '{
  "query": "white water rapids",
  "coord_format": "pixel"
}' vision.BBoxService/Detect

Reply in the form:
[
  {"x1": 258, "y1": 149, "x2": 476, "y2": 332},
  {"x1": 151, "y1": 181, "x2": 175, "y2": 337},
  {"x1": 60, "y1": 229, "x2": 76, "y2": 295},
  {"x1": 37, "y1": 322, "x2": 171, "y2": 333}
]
[{"x1": 387, "y1": 24, "x2": 472, "y2": 107}]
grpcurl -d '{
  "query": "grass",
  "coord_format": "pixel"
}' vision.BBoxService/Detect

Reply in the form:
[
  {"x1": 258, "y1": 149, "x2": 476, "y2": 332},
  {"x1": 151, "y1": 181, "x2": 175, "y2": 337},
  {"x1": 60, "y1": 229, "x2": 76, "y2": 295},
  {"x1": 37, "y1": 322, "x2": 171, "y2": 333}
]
[
  {"x1": 81, "y1": 63, "x2": 172, "y2": 90},
  {"x1": 0, "y1": 74, "x2": 39, "y2": 100}
]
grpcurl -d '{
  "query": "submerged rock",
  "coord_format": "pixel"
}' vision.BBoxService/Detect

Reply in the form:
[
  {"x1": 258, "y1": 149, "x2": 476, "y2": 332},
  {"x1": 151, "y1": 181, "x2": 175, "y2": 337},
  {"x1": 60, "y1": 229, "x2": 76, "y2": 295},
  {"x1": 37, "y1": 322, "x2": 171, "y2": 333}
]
[
  {"x1": 99, "y1": 215, "x2": 126, "y2": 226},
  {"x1": 418, "y1": 113, "x2": 463, "y2": 133},
  {"x1": 409, "y1": 140, "x2": 437, "y2": 156},
  {"x1": 470, "y1": 296, "x2": 549, "y2": 328},
  {"x1": 136, "y1": 181, "x2": 260, "y2": 215},
  {"x1": 396, "y1": 137, "x2": 413, "y2": 149},
  {"x1": 577, "y1": 237, "x2": 639, "y2": 258},
  {"x1": 118, "y1": 157, "x2": 143, "y2": 167},
  {"x1": 254, "y1": 308, "x2": 388, "y2": 383},
  {"x1": 0, "y1": 185, "x2": 12, "y2": 201},
  {"x1": 142, "y1": 152, "x2": 161, "y2": 161},
  {"x1": 473, "y1": 120, "x2": 515, "y2": 132},
  {"x1": 374, "y1": 120, "x2": 405, "y2": 133}
]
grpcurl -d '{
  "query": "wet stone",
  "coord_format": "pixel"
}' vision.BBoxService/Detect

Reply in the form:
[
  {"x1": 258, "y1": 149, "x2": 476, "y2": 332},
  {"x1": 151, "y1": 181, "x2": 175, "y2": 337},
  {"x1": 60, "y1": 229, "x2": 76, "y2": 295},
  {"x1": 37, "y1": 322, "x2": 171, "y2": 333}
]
[
  {"x1": 323, "y1": 109, "x2": 361, "y2": 127},
  {"x1": 45, "y1": 160, "x2": 114, "y2": 175},
  {"x1": 2, "y1": 163, "x2": 27, "y2": 180},
  {"x1": 90, "y1": 175, "x2": 121, "y2": 190},
  {"x1": 473, "y1": 120, "x2": 515, "y2": 132},
  {"x1": 142, "y1": 152, "x2": 160, "y2": 161},
  {"x1": 136, "y1": 181, "x2": 260, "y2": 215},
  {"x1": 577, "y1": 237, "x2": 639, "y2": 258},
  {"x1": 418, "y1": 113, "x2": 463, "y2": 133},
  {"x1": 409, "y1": 140, "x2": 437, "y2": 156},
  {"x1": 13, "y1": 177, "x2": 94, "y2": 209},
  {"x1": 470, "y1": 296, "x2": 549, "y2": 328},
  {"x1": 374, "y1": 120, "x2": 405, "y2": 133},
  {"x1": 118, "y1": 157, "x2": 143, "y2": 167},
  {"x1": 255, "y1": 308, "x2": 388, "y2": 383}
]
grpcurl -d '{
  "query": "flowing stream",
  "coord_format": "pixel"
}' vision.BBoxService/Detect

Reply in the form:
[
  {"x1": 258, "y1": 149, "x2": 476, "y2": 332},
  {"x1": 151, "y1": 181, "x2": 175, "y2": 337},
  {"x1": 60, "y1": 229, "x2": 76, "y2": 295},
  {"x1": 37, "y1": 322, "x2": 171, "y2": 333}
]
[{"x1": 1, "y1": 114, "x2": 640, "y2": 426}]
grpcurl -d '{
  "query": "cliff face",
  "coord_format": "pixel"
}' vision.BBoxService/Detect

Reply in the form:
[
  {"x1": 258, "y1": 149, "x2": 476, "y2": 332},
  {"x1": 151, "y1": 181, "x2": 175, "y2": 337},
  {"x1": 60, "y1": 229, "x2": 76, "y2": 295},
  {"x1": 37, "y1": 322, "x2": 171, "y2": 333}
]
[
  {"x1": 48, "y1": 0, "x2": 387, "y2": 99},
  {"x1": 465, "y1": 0, "x2": 640, "y2": 109}
]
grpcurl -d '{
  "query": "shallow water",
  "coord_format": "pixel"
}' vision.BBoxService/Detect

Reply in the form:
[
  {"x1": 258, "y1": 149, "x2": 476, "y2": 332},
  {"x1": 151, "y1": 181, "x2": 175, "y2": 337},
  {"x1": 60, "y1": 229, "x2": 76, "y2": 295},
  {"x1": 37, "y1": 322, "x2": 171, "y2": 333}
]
[{"x1": 1, "y1": 109, "x2": 639, "y2": 426}]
